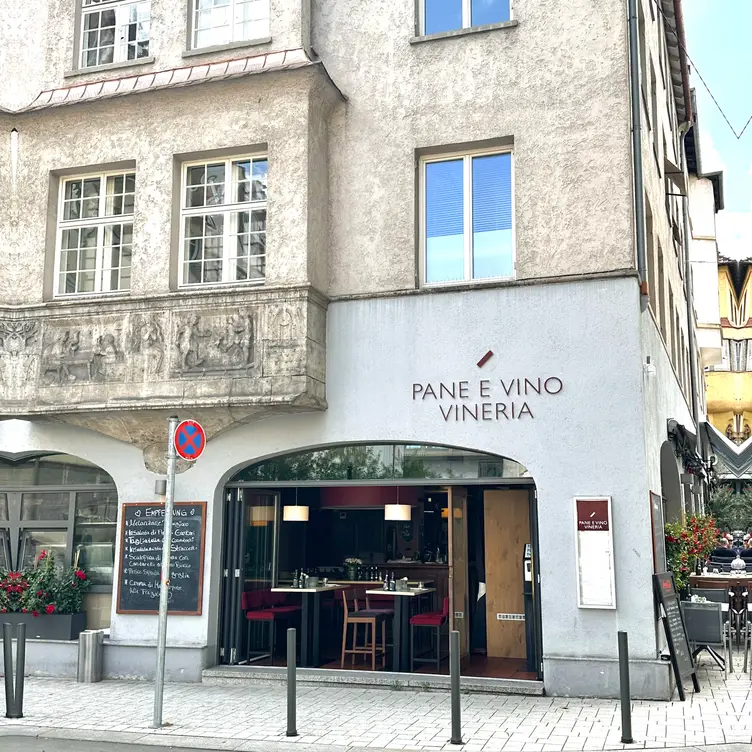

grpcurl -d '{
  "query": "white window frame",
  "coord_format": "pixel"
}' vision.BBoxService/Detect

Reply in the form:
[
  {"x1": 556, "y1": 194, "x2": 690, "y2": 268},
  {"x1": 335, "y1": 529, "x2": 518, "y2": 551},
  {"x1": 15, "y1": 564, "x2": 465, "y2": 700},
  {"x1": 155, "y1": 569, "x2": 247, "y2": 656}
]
[
  {"x1": 190, "y1": 0, "x2": 270, "y2": 50},
  {"x1": 178, "y1": 155, "x2": 268, "y2": 289},
  {"x1": 418, "y1": 0, "x2": 513, "y2": 34},
  {"x1": 54, "y1": 170, "x2": 135, "y2": 298},
  {"x1": 79, "y1": 0, "x2": 151, "y2": 69},
  {"x1": 419, "y1": 147, "x2": 516, "y2": 287}
]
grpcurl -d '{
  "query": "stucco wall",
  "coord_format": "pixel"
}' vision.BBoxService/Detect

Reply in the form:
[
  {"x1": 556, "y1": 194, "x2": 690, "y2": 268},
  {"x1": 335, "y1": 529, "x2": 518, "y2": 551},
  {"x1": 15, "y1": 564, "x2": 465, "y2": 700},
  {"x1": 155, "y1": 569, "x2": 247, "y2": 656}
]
[
  {"x1": 1, "y1": 0, "x2": 310, "y2": 111},
  {"x1": 6, "y1": 70, "x2": 332, "y2": 306},
  {"x1": 315, "y1": 0, "x2": 635, "y2": 296}
]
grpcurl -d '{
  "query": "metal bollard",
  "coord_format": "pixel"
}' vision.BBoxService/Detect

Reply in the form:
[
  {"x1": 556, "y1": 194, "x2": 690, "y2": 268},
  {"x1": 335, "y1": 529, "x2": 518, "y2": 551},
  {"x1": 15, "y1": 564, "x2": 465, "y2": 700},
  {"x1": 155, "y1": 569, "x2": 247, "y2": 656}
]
[
  {"x1": 618, "y1": 631, "x2": 633, "y2": 744},
  {"x1": 77, "y1": 630, "x2": 105, "y2": 683},
  {"x1": 449, "y1": 630, "x2": 463, "y2": 745},
  {"x1": 3, "y1": 622, "x2": 26, "y2": 719},
  {"x1": 286, "y1": 628, "x2": 297, "y2": 737}
]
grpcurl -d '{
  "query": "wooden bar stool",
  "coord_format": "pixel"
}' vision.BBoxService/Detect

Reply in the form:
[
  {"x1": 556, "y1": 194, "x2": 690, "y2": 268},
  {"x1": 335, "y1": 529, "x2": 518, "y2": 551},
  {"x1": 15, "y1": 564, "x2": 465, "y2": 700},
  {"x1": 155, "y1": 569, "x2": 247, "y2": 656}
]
[{"x1": 340, "y1": 588, "x2": 389, "y2": 670}]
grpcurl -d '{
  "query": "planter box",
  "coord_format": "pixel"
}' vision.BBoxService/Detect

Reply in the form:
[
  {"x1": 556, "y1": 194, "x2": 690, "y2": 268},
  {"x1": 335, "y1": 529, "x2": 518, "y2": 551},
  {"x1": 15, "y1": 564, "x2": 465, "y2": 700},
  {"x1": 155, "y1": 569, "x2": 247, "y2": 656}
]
[{"x1": 0, "y1": 612, "x2": 86, "y2": 640}]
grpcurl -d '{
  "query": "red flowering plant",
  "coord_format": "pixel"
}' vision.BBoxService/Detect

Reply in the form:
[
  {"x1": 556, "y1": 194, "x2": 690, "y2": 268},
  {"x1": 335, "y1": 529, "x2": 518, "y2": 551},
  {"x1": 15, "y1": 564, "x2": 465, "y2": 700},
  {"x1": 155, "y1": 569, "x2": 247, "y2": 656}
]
[
  {"x1": 665, "y1": 515, "x2": 718, "y2": 592},
  {"x1": 0, "y1": 550, "x2": 90, "y2": 616}
]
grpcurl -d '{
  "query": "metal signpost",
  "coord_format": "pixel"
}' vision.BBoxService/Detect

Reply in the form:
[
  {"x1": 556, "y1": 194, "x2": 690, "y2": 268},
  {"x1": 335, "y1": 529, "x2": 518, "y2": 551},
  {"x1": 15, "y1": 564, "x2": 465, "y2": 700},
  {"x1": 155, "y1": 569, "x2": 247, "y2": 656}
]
[{"x1": 153, "y1": 416, "x2": 205, "y2": 728}]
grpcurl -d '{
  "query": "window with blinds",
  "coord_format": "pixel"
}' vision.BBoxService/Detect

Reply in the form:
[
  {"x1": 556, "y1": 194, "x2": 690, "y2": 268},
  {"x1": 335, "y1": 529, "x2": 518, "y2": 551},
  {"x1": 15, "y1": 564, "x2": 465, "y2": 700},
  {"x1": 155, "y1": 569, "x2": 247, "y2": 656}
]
[{"x1": 422, "y1": 150, "x2": 514, "y2": 285}]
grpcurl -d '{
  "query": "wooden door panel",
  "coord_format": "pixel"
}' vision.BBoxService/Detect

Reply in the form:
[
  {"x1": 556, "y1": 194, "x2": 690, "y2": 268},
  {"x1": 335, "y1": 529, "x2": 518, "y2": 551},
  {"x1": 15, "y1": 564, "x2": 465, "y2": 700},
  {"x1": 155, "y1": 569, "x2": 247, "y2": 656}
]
[{"x1": 484, "y1": 490, "x2": 530, "y2": 659}]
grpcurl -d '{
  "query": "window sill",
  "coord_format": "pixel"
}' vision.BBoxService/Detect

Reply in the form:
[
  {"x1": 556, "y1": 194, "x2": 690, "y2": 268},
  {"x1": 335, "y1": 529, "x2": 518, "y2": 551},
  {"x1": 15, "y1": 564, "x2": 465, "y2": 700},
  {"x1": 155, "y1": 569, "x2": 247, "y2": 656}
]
[
  {"x1": 177, "y1": 280, "x2": 266, "y2": 292},
  {"x1": 49, "y1": 291, "x2": 131, "y2": 304},
  {"x1": 182, "y1": 38, "x2": 272, "y2": 60},
  {"x1": 422, "y1": 276, "x2": 516, "y2": 291},
  {"x1": 411, "y1": 20, "x2": 518, "y2": 44},
  {"x1": 64, "y1": 56, "x2": 155, "y2": 80}
]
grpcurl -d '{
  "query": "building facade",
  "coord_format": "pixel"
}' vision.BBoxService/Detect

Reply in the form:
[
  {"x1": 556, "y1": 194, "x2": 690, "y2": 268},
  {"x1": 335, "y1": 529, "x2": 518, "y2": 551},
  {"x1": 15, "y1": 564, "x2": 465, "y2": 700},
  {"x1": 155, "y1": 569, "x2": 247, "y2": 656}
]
[{"x1": 0, "y1": 0, "x2": 718, "y2": 698}]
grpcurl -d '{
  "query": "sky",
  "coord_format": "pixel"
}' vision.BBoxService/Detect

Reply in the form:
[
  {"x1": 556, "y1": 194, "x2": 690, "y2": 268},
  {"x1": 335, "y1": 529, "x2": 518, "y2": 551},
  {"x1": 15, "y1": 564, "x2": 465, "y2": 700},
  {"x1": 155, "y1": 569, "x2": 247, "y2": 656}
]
[{"x1": 683, "y1": 0, "x2": 752, "y2": 260}]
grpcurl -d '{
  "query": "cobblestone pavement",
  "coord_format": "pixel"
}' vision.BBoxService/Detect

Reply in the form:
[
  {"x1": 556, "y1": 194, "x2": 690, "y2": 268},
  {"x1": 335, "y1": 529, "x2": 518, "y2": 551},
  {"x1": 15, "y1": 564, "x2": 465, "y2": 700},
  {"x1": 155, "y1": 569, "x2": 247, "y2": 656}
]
[{"x1": 2, "y1": 653, "x2": 752, "y2": 752}]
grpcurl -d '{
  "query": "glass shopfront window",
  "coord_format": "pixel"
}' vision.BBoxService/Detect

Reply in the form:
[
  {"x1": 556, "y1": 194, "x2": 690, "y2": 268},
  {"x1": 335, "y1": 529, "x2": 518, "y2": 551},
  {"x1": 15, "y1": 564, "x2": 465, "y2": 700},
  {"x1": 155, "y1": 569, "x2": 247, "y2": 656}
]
[
  {"x1": 232, "y1": 443, "x2": 531, "y2": 483},
  {"x1": 0, "y1": 455, "x2": 117, "y2": 590}
]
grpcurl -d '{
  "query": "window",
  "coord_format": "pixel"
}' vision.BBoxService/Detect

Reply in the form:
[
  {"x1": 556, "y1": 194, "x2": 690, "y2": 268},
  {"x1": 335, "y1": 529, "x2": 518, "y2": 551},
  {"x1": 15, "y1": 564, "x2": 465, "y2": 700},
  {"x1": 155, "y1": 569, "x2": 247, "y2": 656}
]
[
  {"x1": 80, "y1": 0, "x2": 150, "y2": 68},
  {"x1": 0, "y1": 455, "x2": 118, "y2": 589},
  {"x1": 422, "y1": 150, "x2": 514, "y2": 285},
  {"x1": 180, "y1": 156, "x2": 267, "y2": 286},
  {"x1": 56, "y1": 171, "x2": 135, "y2": 296},
  {"x1": 191, "y1": 0, "x2": 269, "y2": 49},
  {"x1": 421, "y1": 0, "x2": 510, "y2": 35}
]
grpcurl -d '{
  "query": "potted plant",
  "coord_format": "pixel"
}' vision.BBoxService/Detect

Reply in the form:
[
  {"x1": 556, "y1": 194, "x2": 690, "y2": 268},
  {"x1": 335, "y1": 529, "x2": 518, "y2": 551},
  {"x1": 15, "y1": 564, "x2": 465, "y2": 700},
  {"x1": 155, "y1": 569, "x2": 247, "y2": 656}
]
[
  {"x1": 665, "y1": 515, "x2": 718, "y2": 598},
  {"x1": 0, "y1": 550, "x2": 91, "y2": 640},
  {"x1": 343, "y1": 557, "x2": 362, "y2": 581}
]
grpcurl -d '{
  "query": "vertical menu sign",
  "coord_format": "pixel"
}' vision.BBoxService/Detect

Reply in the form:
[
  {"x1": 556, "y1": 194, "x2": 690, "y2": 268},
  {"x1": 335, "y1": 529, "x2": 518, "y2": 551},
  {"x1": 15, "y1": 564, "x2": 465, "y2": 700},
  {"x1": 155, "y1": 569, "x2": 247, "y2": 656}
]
[
  {"x1": 117, "y1": 501, "x2": 207, "y2": 615},
  {"x1": 574, "y1": 497, "x2": 616, "y2": 609}
]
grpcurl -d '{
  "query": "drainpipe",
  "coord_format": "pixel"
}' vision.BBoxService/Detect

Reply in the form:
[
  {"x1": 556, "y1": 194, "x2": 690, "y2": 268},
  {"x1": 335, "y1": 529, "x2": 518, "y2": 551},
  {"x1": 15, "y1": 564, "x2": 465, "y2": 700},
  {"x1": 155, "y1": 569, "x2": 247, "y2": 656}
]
[
  {"x1": 628, "y1": 0, "x2": 648, "y2": 298},
  {"x1": 672, "y1": 0, "x2": 693, "y2": 124}
]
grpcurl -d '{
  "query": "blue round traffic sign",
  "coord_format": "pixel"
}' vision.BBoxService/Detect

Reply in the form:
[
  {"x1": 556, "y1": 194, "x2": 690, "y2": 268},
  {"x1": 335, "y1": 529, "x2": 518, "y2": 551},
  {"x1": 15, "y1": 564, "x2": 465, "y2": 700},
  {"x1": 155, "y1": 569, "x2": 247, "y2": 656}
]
[{"x1": 174, "y1": 420, "x2": 206, "y2": 461}]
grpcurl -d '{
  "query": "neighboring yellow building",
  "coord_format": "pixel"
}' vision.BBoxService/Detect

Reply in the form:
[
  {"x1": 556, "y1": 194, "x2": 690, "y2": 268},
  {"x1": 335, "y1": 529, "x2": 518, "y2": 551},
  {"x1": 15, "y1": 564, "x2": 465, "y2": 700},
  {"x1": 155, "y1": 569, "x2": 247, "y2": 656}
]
[{"x1": 706, "y1": 259, "x2": 752, "y2": 448}]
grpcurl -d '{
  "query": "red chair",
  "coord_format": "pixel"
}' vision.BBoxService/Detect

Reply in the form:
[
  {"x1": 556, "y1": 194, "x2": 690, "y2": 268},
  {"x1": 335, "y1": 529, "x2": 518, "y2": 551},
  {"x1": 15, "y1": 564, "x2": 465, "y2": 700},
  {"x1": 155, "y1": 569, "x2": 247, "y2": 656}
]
[
  {"x1": 410, "y1": 596, "x2": 449, "y2": 672},
  {"x1": 242, "y1": 590, "x2": 301, "y2": 664}
]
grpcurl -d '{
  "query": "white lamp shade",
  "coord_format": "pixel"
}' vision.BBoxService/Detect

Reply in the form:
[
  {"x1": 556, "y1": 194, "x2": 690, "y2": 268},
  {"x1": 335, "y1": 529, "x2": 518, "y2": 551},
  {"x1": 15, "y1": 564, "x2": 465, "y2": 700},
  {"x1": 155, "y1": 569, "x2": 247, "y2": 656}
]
[
  {"x1": 384, "y1": 504, "x2": 411, "y2": 521},
  {"x1": 250, "y1": 506, "x2": 274, "y2": 525},
  {"x1": 283, "y1": 505, "x2": 309, "y2": 522}
]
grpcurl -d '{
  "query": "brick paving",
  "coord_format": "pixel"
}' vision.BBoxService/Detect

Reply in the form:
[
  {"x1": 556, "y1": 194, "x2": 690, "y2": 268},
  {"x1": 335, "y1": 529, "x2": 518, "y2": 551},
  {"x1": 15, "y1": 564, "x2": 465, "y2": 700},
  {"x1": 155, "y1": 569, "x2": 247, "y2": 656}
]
[{"x1": 2, "y1": 652, "x2": 752, "y2": 751}]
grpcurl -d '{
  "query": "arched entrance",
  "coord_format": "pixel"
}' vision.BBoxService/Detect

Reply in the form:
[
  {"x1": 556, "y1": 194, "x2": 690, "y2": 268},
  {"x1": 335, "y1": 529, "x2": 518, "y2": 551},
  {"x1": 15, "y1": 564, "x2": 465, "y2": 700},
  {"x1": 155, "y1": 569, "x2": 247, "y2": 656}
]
[
  {"x1": 218, "y1": 443, "x2": 542, "y2": 683},
  {"x1": 660, "y1": 441, "x2": 683, "y2": 523},
  {"x1": 0, "y1": 453, "x2": 118, "y2": 628}
]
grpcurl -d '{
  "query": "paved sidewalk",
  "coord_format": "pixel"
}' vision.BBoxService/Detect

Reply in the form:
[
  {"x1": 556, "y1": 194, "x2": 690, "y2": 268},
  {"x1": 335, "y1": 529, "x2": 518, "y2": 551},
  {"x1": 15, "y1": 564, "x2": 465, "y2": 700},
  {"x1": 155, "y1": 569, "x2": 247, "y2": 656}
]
[{"x1": 3, "y1": 655, "x2": 752, "y2": 752}]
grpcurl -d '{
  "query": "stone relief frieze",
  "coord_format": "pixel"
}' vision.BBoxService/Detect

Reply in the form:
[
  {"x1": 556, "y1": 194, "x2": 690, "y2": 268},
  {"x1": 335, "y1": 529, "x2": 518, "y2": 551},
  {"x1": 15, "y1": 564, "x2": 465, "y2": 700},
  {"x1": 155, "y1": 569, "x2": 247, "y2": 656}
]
[
  {"x1": 172, "y1": 310, "x2": 255, "y2": 377},
  {"x1": 40, "y1": 326, "x2": 125, "y2": 385},
  {"x1": 0, "y1": 291, "x2": 326, "y2": 416}
]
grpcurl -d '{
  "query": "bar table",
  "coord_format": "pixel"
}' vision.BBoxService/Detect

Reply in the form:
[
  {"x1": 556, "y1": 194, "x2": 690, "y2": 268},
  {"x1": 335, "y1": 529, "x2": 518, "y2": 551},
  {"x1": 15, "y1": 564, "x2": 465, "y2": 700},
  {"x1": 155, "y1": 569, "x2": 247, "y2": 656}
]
[
  {"x1": 365, "y1": 588, "x2": 436, "y2": 672},
  {"x1": 272, "y1": 584, "x2": 345, "y2": 666}
]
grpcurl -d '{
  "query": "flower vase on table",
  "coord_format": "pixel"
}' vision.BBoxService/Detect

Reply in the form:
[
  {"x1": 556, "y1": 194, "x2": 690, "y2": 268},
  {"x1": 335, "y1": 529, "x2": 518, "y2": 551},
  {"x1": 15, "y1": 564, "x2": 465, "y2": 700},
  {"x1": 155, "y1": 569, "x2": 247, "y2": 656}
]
[{"x1": 343, "y1": 558, "x2": 362, "y2": 581}]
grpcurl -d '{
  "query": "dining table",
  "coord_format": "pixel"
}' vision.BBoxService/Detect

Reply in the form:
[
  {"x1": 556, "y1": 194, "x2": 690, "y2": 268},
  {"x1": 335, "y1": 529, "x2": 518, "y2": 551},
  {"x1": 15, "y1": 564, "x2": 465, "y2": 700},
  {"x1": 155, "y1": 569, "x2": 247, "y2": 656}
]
[
  {"x1": 271, "y1": 584, "x2": 345, "y2": 666},
  {"x1": 365, "y1": 587, "x2": 436, "y2": 672}
]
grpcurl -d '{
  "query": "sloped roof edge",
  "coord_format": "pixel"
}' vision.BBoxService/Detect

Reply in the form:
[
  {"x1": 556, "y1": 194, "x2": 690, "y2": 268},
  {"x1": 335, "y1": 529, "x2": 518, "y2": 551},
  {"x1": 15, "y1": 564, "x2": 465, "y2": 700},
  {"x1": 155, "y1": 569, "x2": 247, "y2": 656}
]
[{"x1": 6, "y1": 48, "x2": 343, "y2": 114}]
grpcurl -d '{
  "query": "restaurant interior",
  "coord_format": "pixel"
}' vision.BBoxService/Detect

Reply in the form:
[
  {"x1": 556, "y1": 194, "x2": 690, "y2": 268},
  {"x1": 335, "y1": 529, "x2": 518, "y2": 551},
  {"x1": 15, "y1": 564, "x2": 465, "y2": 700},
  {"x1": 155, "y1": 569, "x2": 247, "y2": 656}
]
[{"x1": 219, "y1": 444, "x2": 542, "y2": 682}]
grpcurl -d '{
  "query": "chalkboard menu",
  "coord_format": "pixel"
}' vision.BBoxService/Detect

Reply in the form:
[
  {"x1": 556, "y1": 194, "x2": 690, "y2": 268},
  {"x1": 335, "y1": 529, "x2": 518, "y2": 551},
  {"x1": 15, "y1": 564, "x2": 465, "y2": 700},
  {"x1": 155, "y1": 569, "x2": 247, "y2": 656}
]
[
  {"x1": 117, "y1": 502, "x2": 207, "y2": 616},
  {"x1": 653, "y1": 573, "x2": 699, "y2": 700}
]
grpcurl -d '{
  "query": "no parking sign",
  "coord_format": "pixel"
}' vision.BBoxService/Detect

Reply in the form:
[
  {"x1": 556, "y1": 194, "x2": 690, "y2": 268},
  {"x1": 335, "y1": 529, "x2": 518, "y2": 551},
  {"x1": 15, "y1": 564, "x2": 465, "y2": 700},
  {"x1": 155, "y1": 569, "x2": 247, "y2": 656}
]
[{"x1": 174, "y1": 420, "x2": 206, "y2": 461}]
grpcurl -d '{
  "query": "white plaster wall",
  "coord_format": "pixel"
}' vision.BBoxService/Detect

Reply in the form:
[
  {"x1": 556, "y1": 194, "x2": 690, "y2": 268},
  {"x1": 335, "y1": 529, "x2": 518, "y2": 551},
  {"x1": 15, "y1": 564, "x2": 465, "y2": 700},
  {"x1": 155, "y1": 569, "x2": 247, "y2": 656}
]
[
  {"x1": 0, "y1": 418, "x2": 216, "y2": 646},
  {"x1": 174, "y1": 276, "x2": 661, "y2": 664},
  {"x1": 640, "y1": 309, "x2": 694, "y2": 506},
  {"x1": 1, "y1": 277, "x2": 676, "y2": 673}
]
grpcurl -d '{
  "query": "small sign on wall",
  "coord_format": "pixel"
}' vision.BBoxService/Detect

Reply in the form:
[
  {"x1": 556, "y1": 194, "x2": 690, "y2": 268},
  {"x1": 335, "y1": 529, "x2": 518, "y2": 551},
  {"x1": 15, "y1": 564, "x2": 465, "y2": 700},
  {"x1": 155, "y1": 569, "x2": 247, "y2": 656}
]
[{"x1": 574, "y1": 497, "x2": 616, "y2": 610}]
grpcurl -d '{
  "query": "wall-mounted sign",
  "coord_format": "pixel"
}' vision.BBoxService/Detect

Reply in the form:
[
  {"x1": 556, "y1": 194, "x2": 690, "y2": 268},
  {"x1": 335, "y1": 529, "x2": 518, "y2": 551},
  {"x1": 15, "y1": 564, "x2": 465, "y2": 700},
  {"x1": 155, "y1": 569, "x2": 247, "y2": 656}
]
[
  {"x1": 411, "y1": 377, "x2": 564, "y2": 422},
  {"x1": 649, "y1": 491, "x2": 667, "y2": 573},
  {"x1": 574, "y1": 497, "x2": 616, "y2": 609}
]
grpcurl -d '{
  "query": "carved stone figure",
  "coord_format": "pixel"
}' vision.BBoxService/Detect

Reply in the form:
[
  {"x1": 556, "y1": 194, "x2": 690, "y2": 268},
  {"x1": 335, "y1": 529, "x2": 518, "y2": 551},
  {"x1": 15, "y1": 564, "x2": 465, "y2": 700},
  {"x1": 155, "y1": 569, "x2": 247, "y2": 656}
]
[
  {"x1": 216, "y1": 312, "x2": 254, "y2": 368},
  {"x1": 89, "y1": 333, "x2": 119, "y2": 380},
  {"x1": 41, "y1": 327, "x2": 123, "y2": 385},
  {"x1": 131, "y1": 317, "x2": 165, "y2": 375},
  {"x1": 176, "y1": 314, "x2": 211, "y2": 372}
]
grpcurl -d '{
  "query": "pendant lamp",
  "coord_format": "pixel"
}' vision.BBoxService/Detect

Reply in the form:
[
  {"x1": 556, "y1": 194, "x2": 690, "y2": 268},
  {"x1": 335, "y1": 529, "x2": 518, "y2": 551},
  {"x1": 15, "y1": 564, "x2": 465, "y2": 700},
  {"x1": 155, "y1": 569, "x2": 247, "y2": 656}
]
[
  {"x1": 283, "y1": 488, "x2": 309, "y2": 522},
  {"x1": 384, "y1": 487, "x2": 411, "y2": 521}
]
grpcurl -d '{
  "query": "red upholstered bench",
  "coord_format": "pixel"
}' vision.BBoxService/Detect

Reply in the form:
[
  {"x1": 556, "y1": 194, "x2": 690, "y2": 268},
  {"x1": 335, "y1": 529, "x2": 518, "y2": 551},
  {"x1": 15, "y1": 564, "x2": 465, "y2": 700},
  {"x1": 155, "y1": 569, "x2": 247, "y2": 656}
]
[
  {"x1": 242, "y1": 590, "x2": 301, "y2": 664},
  {"x1": 410, "y1": 596, "x2": 449, "y2": 672}
]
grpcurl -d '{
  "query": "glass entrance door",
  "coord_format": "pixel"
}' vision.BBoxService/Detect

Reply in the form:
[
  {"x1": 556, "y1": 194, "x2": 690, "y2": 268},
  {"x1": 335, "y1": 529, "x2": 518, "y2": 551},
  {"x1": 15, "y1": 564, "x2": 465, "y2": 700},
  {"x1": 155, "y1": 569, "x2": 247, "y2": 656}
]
[
  {"x1": 219, "y1": 488, "x2": 280, "y2": 664},
  {"x1": 448, "y1": 486, "x2": 470, "y2": 659}
]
